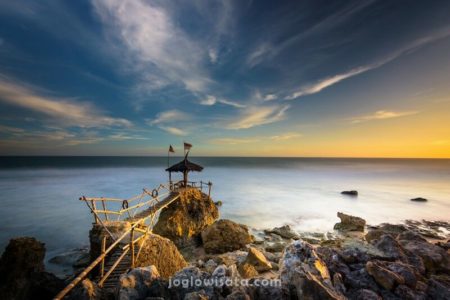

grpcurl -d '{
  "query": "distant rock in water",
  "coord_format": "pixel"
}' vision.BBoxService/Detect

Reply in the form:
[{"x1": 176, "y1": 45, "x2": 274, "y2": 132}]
[
  {"x1": 0, "y1": 237, "x2": 64, "y2": 300},
  {"x1": 341, "y1": 190, "x2": 358, "y2": 196},
  {"x1": 410, "y1": 197, "x2": 428, "y2": 202},
  {"x1": 153, "y1": 188, "x2": 219, "y2": 247},
  {"x1": 201, "y1": 219, "x2": 253, "y2": 254},
  {"x1": 334, "y1": 212, "x2": 366, "y2": 232},
  {"x1": 264, "y1": 225, "x2": 300, "y2": 240}
]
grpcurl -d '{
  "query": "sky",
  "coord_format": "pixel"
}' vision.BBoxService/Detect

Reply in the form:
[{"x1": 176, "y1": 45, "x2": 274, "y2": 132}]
[{"x1": 0, "y1": 0, "x2": 449, "y2": 157}]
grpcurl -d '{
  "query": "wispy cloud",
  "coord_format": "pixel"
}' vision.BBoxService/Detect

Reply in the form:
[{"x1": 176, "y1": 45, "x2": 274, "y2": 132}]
[
  {"x1": 285, "y1": 27, "x2": 450, "y2": 100},
  {"x1": 0, "y1": 125, "x2": 25, "y2": 134},
  {"x1": 0, "y1": 77, "x2": 131, "y2": 128},
  {"x1": 226, "y1": 105, "x2": 289, "y2": 129},
  {"x1": 159, "y1": 126, "x2": 187, "y2": 136},
  {"x1": 210, "y1": 137, "x2": 259, "y2": 145},
  {"x1": 93, "y1": 0, "x2": 212, "y2": 97},
  {"x1": 270, "y1": 132, "x2": 302, "y2": 140},
  {"x1": 199, "y1": 95, "x2": 246, "y2": 108},
  {"x1": 147, "y1": 109, "x2": 190, "y2": 136},
  {"x1": 350, "y1": 110, "x2": 419, "y2": 124}
]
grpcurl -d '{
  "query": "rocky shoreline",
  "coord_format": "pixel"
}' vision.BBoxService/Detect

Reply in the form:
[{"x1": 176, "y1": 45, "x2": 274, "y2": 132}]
[{"x1": 1, "y1": 190, "x2": 449, "y2": 299}]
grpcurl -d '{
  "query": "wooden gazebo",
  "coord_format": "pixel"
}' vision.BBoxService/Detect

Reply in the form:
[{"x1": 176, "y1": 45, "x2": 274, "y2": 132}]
[{"x1": 166, "y1": 151, "x2": 203, "y2": 187}]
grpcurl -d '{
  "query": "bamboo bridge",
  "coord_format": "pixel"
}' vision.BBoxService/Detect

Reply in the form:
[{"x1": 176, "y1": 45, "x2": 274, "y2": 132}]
[{"x1": 54, "y1": 180, "x2": 212, "y2": 300}]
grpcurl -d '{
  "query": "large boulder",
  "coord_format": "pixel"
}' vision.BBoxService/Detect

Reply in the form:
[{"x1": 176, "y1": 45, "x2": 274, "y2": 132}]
[
  {"x1": 201, "y1": 219, "x2": 253, "y2": 254},
  {"x1": 154, "y1": 189, "x2": 219, "y2": 247},
  {"x1": 133, "y1": 233, "x2": 188, "y2": 279},
  {"x1": 68, "y1": 278, "x2": 100, "y2": 300},
  {"x1": 117, "y1": 266, "x2": 160, "y2": 300},
  {"x1": 366, "y1": 261, "x2": 405, "y2": 291},
  {"x1": 279, "y1": 240, "x2": 345, "y2": 300},
  {"x1": 334, "y1": 212, "x2": 366, "y2": 232},
  {"x1": 0, "y1": 237, "x2": 64, "y2": 300}
]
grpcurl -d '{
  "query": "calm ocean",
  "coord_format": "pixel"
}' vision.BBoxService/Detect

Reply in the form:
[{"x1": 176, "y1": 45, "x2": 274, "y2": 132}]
[{"x1": 1, "y1": 156, "x2": 449, "y2": 263}]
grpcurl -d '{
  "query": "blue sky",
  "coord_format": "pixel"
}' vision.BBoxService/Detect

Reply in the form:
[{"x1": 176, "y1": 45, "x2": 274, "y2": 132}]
[{"x1": 0, "y1": 0, "x2": 450, "y2": 157}]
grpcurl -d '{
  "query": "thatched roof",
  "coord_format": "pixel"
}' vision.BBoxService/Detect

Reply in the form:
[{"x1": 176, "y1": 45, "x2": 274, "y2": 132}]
[{"x1": 166, "y1": 152, "x2": 203, "y2": 173}]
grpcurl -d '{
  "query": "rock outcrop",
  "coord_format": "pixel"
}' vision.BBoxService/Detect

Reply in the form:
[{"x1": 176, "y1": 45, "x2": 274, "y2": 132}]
[
  {"x1": 333, "y1": 212, "x2": 366, "y2": 232},
  {"x1": 0, "y1": 237, "x2": 64, "y2": 300},
  {"x1": 153, "y1": 189, "x2": 219, "y2": 247},
  {"x1": 201, "y1": 219, "x2": 253, "y2": 254},
  {"x1": 280, "y1": 240, "x2": 345, "y2": 300},
  {"x1": 133, "y1": 233, "x2": 188, "y2": 279},
  {"x1": 341, "y1": 190, "x2": 358, "y2": 196},
  {"x1": 264, "y1": 225, "x2": 299, "y2": 240}
]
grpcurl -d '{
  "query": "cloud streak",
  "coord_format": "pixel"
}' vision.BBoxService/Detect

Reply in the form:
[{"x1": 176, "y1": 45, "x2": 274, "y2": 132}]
[
  {"x1": 350, "y1": 110, "x2": 419, "y2": 123},
  {"x1": 0, "y1": 77, "x2": 131, "y2": 128},
  {"x1": 285, "y1": 27, "x2": 450, "y2": 100},
  {"x1": 226, "y1": 105, "x2": 289, "y2": 129},
  {"x1": 199, "y1": 95, "x2": 246, "y2": 108}
]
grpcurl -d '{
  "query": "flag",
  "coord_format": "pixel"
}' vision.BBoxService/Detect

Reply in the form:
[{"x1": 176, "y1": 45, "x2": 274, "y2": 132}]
[
  {"x1": 169, "y1": 145, "x2": 175, "y2": 153},
  {"x1": 184, "y1": 142, "x2": 192, "y2": 151}
]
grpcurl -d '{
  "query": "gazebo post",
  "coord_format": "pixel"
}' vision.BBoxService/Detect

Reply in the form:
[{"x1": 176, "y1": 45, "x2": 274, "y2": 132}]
[{"x1": 183, "y1": 170, "x2": 188, "y2": 187}]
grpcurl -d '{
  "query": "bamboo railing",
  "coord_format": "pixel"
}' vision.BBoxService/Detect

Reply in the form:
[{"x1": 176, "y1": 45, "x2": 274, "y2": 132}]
[{"x1": 54, "y1": 180, "x2": 212, "y2": 300}]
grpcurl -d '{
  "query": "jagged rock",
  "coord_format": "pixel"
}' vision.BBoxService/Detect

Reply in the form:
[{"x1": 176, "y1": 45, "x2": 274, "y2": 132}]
[
  {"x1": 68, "y1": 278, "x2": 100, "y2": 300},
  {"x1": 133, "y1": 233, "x2": 187, "y2": 279},
  {"x1": 374, "y1": 234, "x2": 405, "y2": 259},
  {"x1": 341, "y1": 190, "x2": 358, "y2": 196},
  {"x1": 280, "y1": 240, "x2": 345, "y2": 299},
  {"x1": 201, "y1": 219, "x2": 253, "y2": 254},
  {"x1": 366, "y1": 260, "x2": 405, "y2": 290},
  {"x1": 244, "y1": 247, "x2": 272, "y2": 272},
  {"x1": 215, "y1": 250, "x2": 248, "y2": 266},
  {"x1": 333, "y1": 212, "x2": 366, "y2": 232},
  {"x1": 265, "y1": 242, "x2": 286, "y2": 253},
  {"x1": 398, "y1": 234, "x2": 450, "y2": 273},
  {"x1": 411, "y1": 197, "x2": 427, "y2": 202},
  {"x1": 0, "y1": 237, "x2": 64, "y2": 300},
  {"x1": 351, "y1": 289, "x2": 381, "y2": 300},
  {"x1": 264, "y1": 225, "x2": 300, "y2": 240},
  {"x1": 184, "y1": 290, "x2": 209, "y2": 300},
  {"x1": 204, "y1": 259, "x2": 218, "y2": 273},
  {"x1": 117, "y1": 266, "x2": 160, "y2": 300},
  {"x1": 427, "y1": 275, "x2": 450, "y2": 300},
  {"x1": 365, "y1": 224, "x2": 407, "y2": 243},
  {"x1": 394, "y1": 284, "x2": 425, "y2": 299},
  {"x1": 238, "y1": 263, "x2": 258, "y2": 278},
  {"x1": 153, "y1": 189, "x2": 219, "y2": 247}
]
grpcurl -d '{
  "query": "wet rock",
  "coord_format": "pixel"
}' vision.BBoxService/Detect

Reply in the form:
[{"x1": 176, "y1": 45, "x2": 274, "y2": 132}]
[
  {"x1": 264, "y1": 225, "x2": 300, "y2": 240},
  {"x1": 133, "y1": 233, "x2": 187, "y2": 279},
  {"x1": 238, "y1": 262, "x2": 258, "y2": 278},
  {"x1": 365, "y1": 224, "x2": 407, "y2": 243},
  {"x1": 244, "y1": 247, "x2": 272, "y2": 272},
  {"x1": 154, "y1": 189, "x2": 219, "y2": 247},
  {"x1": 366, "y1": 260, "x2": 405, "y2": 291},
  {"x1": 410, "y1": 197, "x2": 427, "y2": 202},
  {"x1": 333, "y1": 212, "x2": 366, "y2": 232},
  {"x1": 117, "y1": 266, "x2": 160, "y2": 300},
  {"x1": 341, "y1": 190, "x2": 358, "y2": 196},
  {"x1": 280, "y1": 240, "x2": 345, "y2": 299},
  {"x1": 201, "y1": 219, "x2": 253, "y2": 254}
]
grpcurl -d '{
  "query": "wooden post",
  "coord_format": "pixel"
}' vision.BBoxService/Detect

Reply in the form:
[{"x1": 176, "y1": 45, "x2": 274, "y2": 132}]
[
  {"x1": 200, "y1": 180, "x2": 203, "y2": 192},
  {"x1": 100, "y1": 236, "x2": 106, "y2": 278},
  {"x1": 130, "y1": 227, "x2": 135, "y2": 268},
  {"x1": 91, "y1": 200, "x2": 99, "y2": 224},
  {"x1": 101, "y1": 199, "x2": 108, "y2": 221}
]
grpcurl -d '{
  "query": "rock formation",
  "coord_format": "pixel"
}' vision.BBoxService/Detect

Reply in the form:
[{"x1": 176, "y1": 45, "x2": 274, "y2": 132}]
[
  {"x1": 201, "y1": 219, "x2": 253, "y2": 254},
  {"x1": 153, "y1": 188, "x2": 219, "y2": 247},
  {"x1": 334, "y1": 212, "x2": 366, "y2": 232}
]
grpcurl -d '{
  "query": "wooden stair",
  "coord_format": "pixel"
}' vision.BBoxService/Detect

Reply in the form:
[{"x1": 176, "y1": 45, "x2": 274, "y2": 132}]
[{"x1": 98, "y1": 245, "x2": 136, "y2": 289}]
